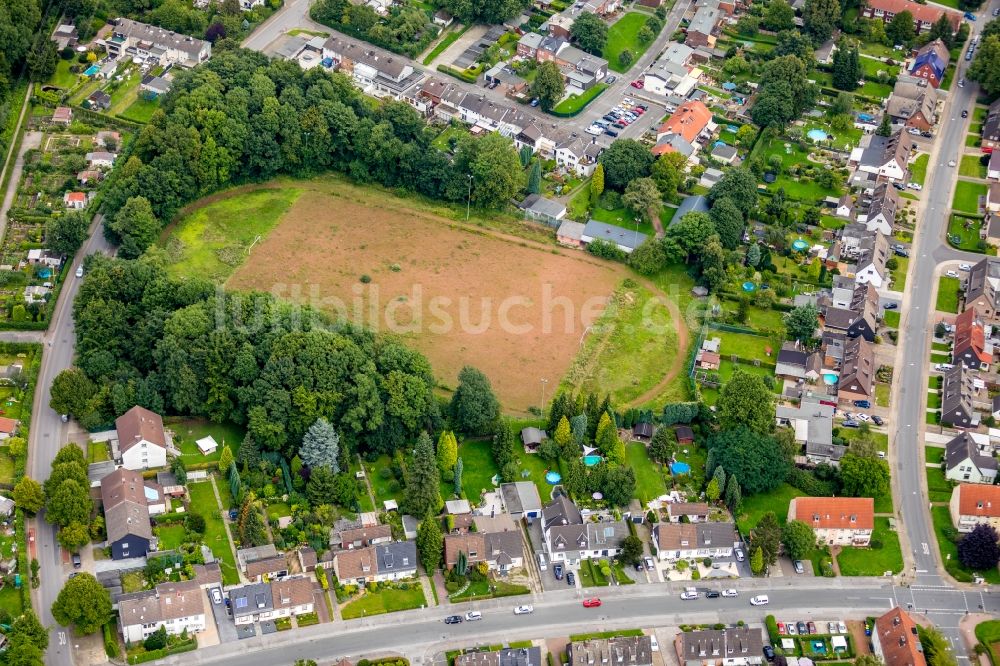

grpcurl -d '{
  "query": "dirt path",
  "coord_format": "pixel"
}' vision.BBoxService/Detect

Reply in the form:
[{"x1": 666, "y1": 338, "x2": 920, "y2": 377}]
[{"x1": 0, "y1": 129, "x2": 41, "y2": 243}]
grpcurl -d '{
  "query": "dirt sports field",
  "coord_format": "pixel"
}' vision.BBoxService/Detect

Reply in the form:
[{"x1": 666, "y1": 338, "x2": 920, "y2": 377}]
[{"x1": 227, "y1": 184, "x2": 625, "y2": 412}]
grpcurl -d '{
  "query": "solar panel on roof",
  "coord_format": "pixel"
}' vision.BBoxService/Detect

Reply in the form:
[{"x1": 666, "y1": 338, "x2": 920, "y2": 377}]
[{"x1": 235, "y1": 597, "x2": 248, "y2": 609}]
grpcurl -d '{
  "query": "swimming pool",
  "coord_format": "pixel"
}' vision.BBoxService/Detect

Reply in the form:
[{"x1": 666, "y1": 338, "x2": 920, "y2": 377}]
[
  {"x1": 791, "y1": 239, "x2": 809, "y2": 251},
  {"x1": 742, "y1": 281, "x2": 756, "y2": 292},
  {"x1": 822, "y1": 372, "x2": 838, "y2": 386},
  {"x1": 545, "y1": 471, "x2": 562, "y2": 484},
  {"x1": 582, "y1": 455, "x2": 602, "y2": 467},
  {"x1": 84, "y1": 64, "x2": 100, "y2": 77},
  {"x1": 807, "y1": 129, "x2": 828, "y2": 141},
  {"x1": 670, "y1": 461, "x2": 691, "y2": 475}
]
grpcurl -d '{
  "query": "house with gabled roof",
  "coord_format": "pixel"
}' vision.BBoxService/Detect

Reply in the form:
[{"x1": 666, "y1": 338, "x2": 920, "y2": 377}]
[
  {"x1": 651, "y1": 521, "x2": 740, "y2": 561},
  {"x1": 676, "y1": 627, "x2": 764, "y2": 666},
  {"x1": 542, "y1": 495, "x2": 628, "y2": 564},
  {"x1": 909, "y1": 39, "x2": 949, "y2": 88},
  {"x1": 444, "y1": 529, "x2": 525, "y2": 573},
  {"x1": 859, "y1": 183, "x2": 899, "y2": 236},
  {"x1": 872, "y1": 608, "x2": 926, "y2": 666},
  {"x1": 850, "y1": 131, "x2": 911, "y2": 183},
  {"x1": 788, "y1": 497, "x2": 874, "y2": 546},
  {"x1": 861, "y1": 0, "x2": 960, "y2": 33},
  {"x1": 115, "y1": 405, "x2": 168, "y2": 470},
  {"x1": 983, "y1": 98, "x2": 1000, "y2": 153},
  {"x1": 944, "y1": 432, "x2": 998, "y2": 484},
  {"x1": 101, "y1": 468, "x2": 156, "y2": 560},
  {"x1": 119, "y1": 580, "x2": 206, "y2": 643},
  {"x1": 838, "y1": 337, "x2": 876, "y2": 404},
  {"x1": 941, "y1": 363, "x2": 979, "y2": 428},
  {"x1": 953, "y1": 307, "x2": 992, "y2": 370},
  {"x1": 949, "y1": 483, "x2": 1000, "y2": 532}
]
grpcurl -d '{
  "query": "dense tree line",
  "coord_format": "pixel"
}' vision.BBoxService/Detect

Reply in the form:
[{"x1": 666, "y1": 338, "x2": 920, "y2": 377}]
[
  {"x1": 311, "y1": 0, "x2": 436, "y2": 59},
  {"x1": 52, "y1": 254, "x2": 442, "y2": 458},
  {"x1": 100, "y1": 49, "x2": 524, "y2": 257},
  {"x1": 432, "y1": 0, "x2": 529, "y2": 25}
]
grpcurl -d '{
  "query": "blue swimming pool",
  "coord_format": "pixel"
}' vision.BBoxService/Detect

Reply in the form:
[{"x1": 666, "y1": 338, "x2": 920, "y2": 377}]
[
  {"x1": 742, "y1": 281, "x2": 756, "y2": 292},
  {"x1": 582, "y1": 455, "x2": 602, "y2": 467},
  {"x1": 545, "y1": 471, "x2": 562, "y2": 484},
  {"x1": 822, "y1": 372, "x2": 838, "y2": 386},
  {"x1": 807, "y1": 129, "x2": 828, "y2": 141},
  {"x1": 792, "y1": 239, "x2": 809, "y2": 251},
  {"x1": 670, "y1": 461, "x2": 691, "y2": 475},
  {"x1": 84, "y1": 64, "x2": 100, "y2": 76}
]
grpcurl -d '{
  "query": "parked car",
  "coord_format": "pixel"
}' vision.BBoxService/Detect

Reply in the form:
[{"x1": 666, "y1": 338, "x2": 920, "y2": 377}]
[
  {"x1": 681, "y1": 590, "x2": 698, "y2": 600},
  {"x1": 513, "y1": 605, "x2": 534, "y2": 615},
  {"x1": 962, "y1": 110, "x2": 969, "y2": 118},
  {"x1": 965, "y1": 11, "x2": 977, "y2": 19},
  {"x1": 466, "y1": 611, "x2": 482, "y2": 621},
  {"x1": 959, "y1": 78, "x2": 966, "y2": 88},
  {"x1": 949, "y1": 159, "x2": 957, "y2": 166},
  {"x1": 873, "y1": 415, "x2": 884, "y2": 426},
  {"x1": 586, "y1": 125, "x2": 602, "y2": 136},
  {"x1": 735, "y1": 548, "x2": 745, "y2": 562},
  {"x1": 839, "y1": 621, "x2": 848, "y2": 633},
  {"x1": 606, "y1": 76, "x2": 617, "y2": 83},
  {"x1": 797, "y1": 622, "x2": 808, "y2": 634},
  {"x1": 853, "y1": 400, "x2": 871, "y2": 408},
  {"x1": 75, "y1": 265, "x2": 84, "y2": 278},
  {"x1": 907, "y1": 128, "x2": 921, "y2": 135},
  {"x1": 884, "y1": 303, "x2": 898, "y2": 313},
  {"x1": 808, "y1": 622, "x2": 818, "y2": 635},
  {"x1": 605, "y1": 129, "x2": 619, "y2": 137},
  {"x1": 763, "y1": 646, "x2": 776, "y2": 662},
  {"x1": 530, "y1": 98, "x2": 540, "y2": 107},
  {"x1": 566, "y1": 571, "x2": 575, "y2": 586},
  {"x1": 960, "y1": 263, "x2": 972, "y2": 271},
  {"x1": 211, "y1": 588, "x2": 223, "y2": 604},
  {"x1": 777, "y1": 622, "x2": 786, "y2": 634},
  {"x1": 947, "y1": 270, "x2": 960, "y2": 277},
  {"x1": 921, "y1": 131, "x2": 933, "y2": 138},
  {"x1": 650, "y1": 636, "x2": 659, "y2": 652},
  {"x1": 706, "y1": 590, "x2": 721, "y2": 598},
  {"x1": 995, "y1": 7, "x2": 1000, "y2": 15},
  {"x1": 793, "y1": 560, "x2": 805, "y2": 574},
  {"x1": 583, "y1": 598, "x2": 602, "y2": 608},
  {"x1": 829, "y1": 622, "x2": 838, "y2": 634},
  {"x1": 843, "y1": 420, "x2": 859, "y2": 428},
  {"x1": 786, "y1": 622, "x2": 797, "y2": 635},
  {"x1": 722, "y1": 589, "x2": 739, "y2": 598},
  {"x1": 445, "y1": 615, "x2": 463, "y2": 624},
  {"x1": 750, "y1": 595, "x2": 769, "y2": 606},
  {"x1": 855, "y1": 413, "x2": 871, "y2": 422},
  {"x1": 630, "y1": 80, "x2": 643, "y2": 88},
  {"x1": 644, "y1": 557, "x2": 655, "y2": 571},
  {"x1": 72, "y1": 553, "x2": 81, "y2": 568},
  {"x1": 553, "y1": 563, "x2": 563, "y2": 579}
]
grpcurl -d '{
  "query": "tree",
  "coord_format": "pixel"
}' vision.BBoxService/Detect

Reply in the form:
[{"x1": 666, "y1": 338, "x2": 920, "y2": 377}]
[
  {"x1": 650, "y1": 151, "x2": 685, "y2": 201},
  {"x1": 172, "y1": 456, "x2": 187, "y2": 485},
  {"x1": 416, "y1": 515, "x2": 443, "y2": 572},
  {"x1": 455, "y1": 133, "x2": 527, "y2": 210},
  {"x1": 782, "y1": 520, "x2": 817, "y2": 560},
  {"x1": 763, "y1": 0, "x2": 795, "y2": 31},
  {"x1": 300, "y1": 418, "x2": 340, "y2": 472},
  {"x1": 958, "y1": 523, "x2": 1000, "y2": 571},
  {"x1": 750, "y1": 546, "x2": 764, "y2": 575},
  {"x1": 706, "y1": 477, "x2": 721, "y2": 502},
  {"x1": 918, "y1": 626, "x2": 958, "y2": 666},
  {"x1": 13, "y1": 477, "x2": 44, "y2": 514},
  {"x1": 106, "y1": 196, "x2": 160, "y2": 259},
  {"x1": 591, "y1": 163, "x2": 605, "y2": 205},
  {"x1": 708, "y1": 167, "x2": 757, "y2": 218},
  {"x1": 747, "y1": 243, "x2": 761, "y2": 268},
  {"x1": 803, "y1": 0, "x2": 840, "y2": 42},
  {"x1": 57, "y1": 521, "x2": 90, "y2": 551},
  {"x1": 554, "y1": 416, "x2": 572, "y2": 450},
  {"x1": 970, "y1": 34, "x2": 1000, "y2": 96},
  {"x1": 751, "y1": 511, "x2": 782, "y2": 566},
  {"x1": 49, "y1": 367, "x2": 97, "y2": 419},
  {"x1": 886, "y1": 11, "x2": 915, "y2": 46},
  {"x1": 854, "y1": 657, "x2": 883, "y2": 666},
  {"x1": 306, "y1": 465, "x2": 337, "y2": 506},
  {"x1": 52, "y1": 573, "x2": 112, "y2": 634},
  {"x1": 619, "y1": 535, "x2": 643, "y2": 565},
  {"x1": 735, "y1": 124, "x2": 756, "y2": 147},
  {"x1": 709, "y1": 197, "x2": 744, "y2": 250},
  {"x1": 437, "y1": 430, "x2": 458, "y2": 474},
  {"x1": 454, "y1": 457, "x2": 463, "y2": 496},
  {"x1": 217, "y1": 444, "x2": 234, "y2": 474},
  {"x1": 708, "y1": 427, "x2": 789, "y2": 495},
  {"x1": 628, "y1": 238, "x2": 667, "y2": 276},
  {"x1": 875, "y1": 114, "x2": 893, "y2": 137},
  {"x1": 839, "y1": 453, "x2": 890, "y2": 498},
  {"x1": 531, "y1": 61, "x2": 565, "y2": 112},
  {"x1": 598, "y1": 139, "x2": 655, "y2": 191},
  {"x1": 526, "y1": 160, "x2": 541, "y2": 194},
  {"x1": 450, "y1": 366, "x2": 500, "y2": 436},
  {"x1": 717, "y1": 370, "x2": 775, "y2": 434},
  {"x1": 491, "y1": 420, "x2": 516, "y2": 475},
  {"x1": 571, "y1": 12, "x2": 608, "y2": 54},
  {"x1": 662, "y1": 212, "x2": 716, "y2": 264},
  {"x1": 622, "y1": 177, "x2": 661, "y2": 218},
  {"x1": 649, "y1": 426, "x2": 673, "y2": 463},
  {"x1": 46, "y1": 478, "x2": 91, "y2": 527},
  {"x1": 751, "y1": 56, "x2": 816, "y2": 128},
  {"x1": 405, "y1": 432, "x2": 442, "y2": 517},
  {"x1": 26, "y1": 34, "x2": 57, "y2": 81},
  {"x1": 832, "y1": 40, "x2": 863, "y2": 91},
  {"x1": 618, "y1": 50, "x2": 634, "y2": 67},
  {"x1": 144, "y1": 625, "x2": 168, "y2": 651},
  {"x1": 725, "y1": 475, "x2": 742, "y2": 512},
  {"x1": 785, "y1": 304, "x2": 819, "y2": 342},
  {"x1": 10, "y1": 609, "x2": 48, "y2": 652},
  {"x1": 45, "y1": 211, "x2": 89, "y2": 257},
  {"x1": 927, "y1": 15, "x2": 955, "y2": 48}
]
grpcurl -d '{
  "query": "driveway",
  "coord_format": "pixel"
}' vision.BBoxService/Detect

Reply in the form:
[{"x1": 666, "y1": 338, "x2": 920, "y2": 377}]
[{"x1": 208, "y1": 587, "x2": 238, "y2": 644}]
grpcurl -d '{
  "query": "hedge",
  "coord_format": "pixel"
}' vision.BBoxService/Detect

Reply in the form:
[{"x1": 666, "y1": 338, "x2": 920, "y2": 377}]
[
  {"x1": 126, "y1": 638, "x2": 197, "y2": 664},
  {"x1": 437, "y1": 64, "x2": 478, "y2": 84},
  {"x1": 151, "y1": 511, "x2": 188, "y2": 524},
  {"x1": 766, "y1": 615, "x2": 780, "y2": 643},
  {"x1": 296, "y1": 611, "x2": 320, "y2": 627},
  {"x1": 103, "y1": 623, "x2": 119, "y2": 658}
]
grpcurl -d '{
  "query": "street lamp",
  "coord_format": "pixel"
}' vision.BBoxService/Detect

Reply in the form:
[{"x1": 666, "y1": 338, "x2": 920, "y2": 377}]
[
  {"x1": 466, "y1": 173, "x2": 473, "y2": 221},
  {"x1": 540, "y1": 377, "x2": 548, "y2": 407}
]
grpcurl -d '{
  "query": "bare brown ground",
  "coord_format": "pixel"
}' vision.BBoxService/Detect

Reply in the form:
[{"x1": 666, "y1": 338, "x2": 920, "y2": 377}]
[{"x1": 227, "y1": 187, "x2": 623, "y2": 412}]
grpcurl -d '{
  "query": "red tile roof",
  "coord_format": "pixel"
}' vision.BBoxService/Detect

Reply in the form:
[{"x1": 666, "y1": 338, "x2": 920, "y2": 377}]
[
  {"x1": 789, "y1": 497, "x2": 874, "y2": 530},
  {"x1": 874, "y1": 608, "x2": 925, "y2": 666},
  {"x1": 953, "y1": 307, "x2": 991, "y2": 365},
  {"x1": 865, "y1": 0, "x2": 961, "y2": 29},
  {"x1": 956, "y1": 483, "x2": 1000, "y2": 518},
  {"x1": 656, "y1": 101, "x2": 712, "y2": 144}
]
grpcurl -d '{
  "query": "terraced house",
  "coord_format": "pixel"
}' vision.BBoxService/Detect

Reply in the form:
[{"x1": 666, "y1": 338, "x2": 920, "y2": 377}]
[{"x1": 788, "y1": 497, "x2": 874, "y2": 546}]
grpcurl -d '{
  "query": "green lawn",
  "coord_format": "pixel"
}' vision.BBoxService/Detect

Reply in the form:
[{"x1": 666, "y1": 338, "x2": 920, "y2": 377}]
[
  {"x1": 422, "y1": 24, "x2": 469, "y2": 65},
  {"x1": 450, "y1": 578, "x2": 530, "y2": 600},
  {"x1": 160, "y1": 186, "x2": 303, "y2": 282},
  {"x1": 947, "y1": 215, "x2": 985, "y2": 252},
  {"x1": 835, "y1": 518, "x2": 902, "y2": 576},
  {"x1": 975, "y1": 620, "x2": 1000, "y2": 666},
  {"x1": 590, "y1": 205, "x2": 653, "y2": 236},
  {"x1": 927, "y1": 391, "x2": 941, "y2": 409},
  {"x1": 341, "y1": 584, "x2": 427, "y2": 619},
  {"x1": 882, "y1": 310, "x2": 900, "y2": 328},
  {"x1": 454, "y1": 439, "x2": 500, "y2": 502},
  {"x1": 169, "y1": 418, "x2": 244, "y2": 465},
  {"x1": 603, "y1": 13, "x2": 655, "y2": 73},
  {"x1": 925, "y1": 447, "x2": 945, "y2": 464},
  {"x1": 188, "y1": 479, "x2": 239, "y2": 585},
  {"x1": 936, "y1": 276, "x2": 961, "y2": 313},
  {"x1": 119, "y1": 97, "x2": 160, "y2": 123},
  {"x1": 953, "y1": 181, "x2": 987, "y2": 214},
  {"x1": 512, "y1": 445, "x2": 556, "y2": 502},
  {"x1": 967, "y1": 134, "x2": 982, "y2": 148},
  {"x1": 736, "y1": 483, "x2": 803, "y2": 533},
  {"x1": 366, "y1": 454, "x2": 405, "y2": 508},
  {"x1": 889, "y1": 255, "x2": 908, "y2": 290},
  {"x1": 626, "y1": 442, "x2": 667, "y2": 503},
  {"x1": 931, "y1": 505, "x2": 1000, "y2": 583},
  {"x1": 155, "y1": 523, "x2": 188, "y2": 550},
  {"x1": 0, "y1": 579, "x2": 22, "y2": 617},
  {"x1": 49, "y1": 59, "x2": 80, "y2": 89},
  {"x1": 431, "y1": 125, "x2": 469, "y2": 152},
  {"x1": 837, "y1": 428, "x2": 888, "y2": 453},
  {"x1": 925, "y1": 466, "x2": 953, "y2": 503},
  {"x1": 265, "y1": 502, "x2": 291, "y2": 521},
  {"x1": 754, "y1": 134, "x2": 841, "y2": 201},
  {"x1": 0, "y1": 447, "x2": 13, "y2": 485},
  {"x1": 875, "y1": 383, "x2": 890, "y2": 408},
  {"x1": 960, "y1": 155, "x2": 987, "y2": 178},
  {"x1": 910, "y1": 154, "x2": 929, "y2": 186},
  {"x1": 552, "y1": 84, "x2": 608, "y2": 115},
  {"x1": 713, "y1": 329, "x2": 777, "y2": 362}
]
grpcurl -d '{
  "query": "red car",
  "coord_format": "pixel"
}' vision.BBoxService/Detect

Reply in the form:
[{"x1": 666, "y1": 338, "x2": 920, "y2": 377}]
[
  {"x1": 630, "y1": 80, "x2": 644, "y2": 89},
  {"x1": 777, "y1": 622, "x2": 786, "y2": 635},
  {"x1": 583, "y1": 598, "x2": 602, "y2": 608}
]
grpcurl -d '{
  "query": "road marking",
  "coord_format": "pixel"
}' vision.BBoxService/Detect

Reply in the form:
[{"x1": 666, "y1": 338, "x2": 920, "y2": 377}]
[
  {"x1": 58, "y1": 632, "x2": 65, "y2": 646},
  {"x1": 922, "y1": 543, "x2": 930, "y2": 555}
]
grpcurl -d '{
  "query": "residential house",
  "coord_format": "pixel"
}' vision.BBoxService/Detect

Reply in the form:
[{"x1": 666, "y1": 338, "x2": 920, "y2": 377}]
[
  {"x1": 824, "y1": 283, "x2": 880, "y2": 342},
  {"x1": 652, "y1": 100, "x2": 713, "y2": 158},
  {"x1": 86, "y1": 90, "x2": 111, "y2": 111},
  {"x1": 333, "y1": 541, "x2": 418, "y2": 584},
  {"x1": 964, "y1": 257, "x2": 1000, "y2": 319},
  {"x1": 96, "y1": 131, "x2": 121, "y2": 149},
  {"x1": 228, "y1": 577, "x2": 315, "y2": 625},
  {"x1": 909, "y1": 39, "x2": 949, "y2": 88},
  {"x1": 886, "y1": 86, "x2": 936, "y2": 132},
  {"x1": 323, "y1": 35, "x2": 424, "y2": 102},
  {"x1": 685, "y1": 2, "x2": 722, "y2": 48},
  {"x1": 444, "y1": 529, "x2": 525, "y2": 573},
  {"x1": 580, "y1": 220, "x2": 648, "y2": 254},
  {"x1": 237, "y1": 545, "x2": 289, "y2": 582},
  {"x1": 953, "y1": 307, "x2": 992, "y2": 370},
  {"x1": 51, "y1": 23, "x2": 78, "y2": 50},
  {"x1": 51, "y1": 106, "x2": 72, "y2": 125},
  {"x1": 859, "y1": 183, "x2": 900, "y2": 235},
  {"x1": 457, "y1": 648, "x2": 543, "y2": 666},
  {"x1": 788, "y1": 497, "x2": 874, "y2": 546},
  {"x1": 554, "y1": 136, "x2": 603, "y2": 176},
  {"x1": 333, "y1": 523, "x2": 392, "y2": 550},
  {"x1": 774, "y1": 342, "x2": 823, "y2": 382},
  {"x1": 115, "y1": 405, "x2": 168, "y2": 470},
  {"x1": 516, "y1": 32, "x2": 544, "y2": 58},
  {"x1": 542, "y1": 495, "x2": 629, "y2": 564},
  {"x1": 871, "y1": 608, "x2": 926, "y2": 666},
  {"x1": 119, "y1": 580, "x2": 206, "y2": 644},
  {"x1": 835, "y1": 194, "x2": 855, "y2": 219},
  {"x1": 988, "y1": 183, "x2": 1000, "y2": 214},
  {"x1": 666, "y1": 502, "x2": 710, "y2": 523},
  {"x1": 85, "y1": 151, "x2": 116, "y2": 168},
  {"x1": 838, "y1": 337, "x2": 876, "y2": 404},
  {"x1": 63, "y1": 191, "x2": 87, "y2": 210},
  {"x1": 0, "y1": 496, "x2": 14, "y2": 518},
  {"x1": 674, "y1": 195, "x2": 710, "y2": 224},
  {"x1": 675, "y1": 627, "x2": 765, "y2": 666},
  {"x1": 556, "y1": 220, "x2": 586, "y2": 248},
  {"x1": 569, "y1": 636, "x2": 652, "y2": 666},
  {"x1": 140, "y1": 74, "x2": 171, "y2": 97},
  {"x1": 860, "y1": 0, "x2": 961, "y2": 33},
  {"x1": 102, "y1": 18, "x2": 211, "y2": 66},
  {"x1": 0, "y1": 417, "x2": 19, "y2": 442},
  {"x1": 942, "y1": 363, "x2": 979, "y2": 428},
  {"x1": 77, "y1": 169, "x2": 102, "y2": 185},
  {"x1": 949, "y1": 483, "x2": 1000, "y2": 532},
  {"x1": 643, "y1": 44, "x2": 698, "y2": 97},
  {"x1": 853, "y1": 230, "x2": 890, "y2": 288},
  {"x1": 944, "y1": 432, "x2": 998, "y2": 484},
  {"x1": 775, "y1": 395, "x2": 841, "y2": 464},
  {"x1": 519, "y1": 194, "x2": 566, "y2": 225},
  {"x1": 850, "y1": 131, "x2": 912, "y2": 182},
  {"x1": 23, "y1": 286, "x2": 50, "y2": 304},
  {"x1": 984, "y1": 98, "x2": 1000, "y2": 153},
  {"x1": 988, "y1": 151, "x2": 1000, "y2": 181},
  {"x1": 433, "y1": 9, "x2": 453, "y2": 26},
  {"x1": 520, "y1": 426, "x2": 547, "y2": 452},
  {"x1": 500, "y1": 481, "x2": 543, "y2": 520},
  {"x1": 101, "y1": 468, "x2": 154, "y2": 560},
  {"x1": 651, "y1": 521, "x2": 740, "y2": 561},
  {"x1": 711, "y1": 144, "x2": 738, "y2": 164}
]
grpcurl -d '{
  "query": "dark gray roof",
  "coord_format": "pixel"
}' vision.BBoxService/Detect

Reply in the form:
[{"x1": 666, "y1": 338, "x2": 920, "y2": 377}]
[
  {"x1": 673, "y1": 195, "x2": 709, "y2": 224},
  {"x1": 806, "y1": 441, "x2": 847, "y2": 461},
  {"x1": 542, "y1": 495, "x2": 582, "y2": 528},
  {"x1": 945, "y1": 432, "x2": 998, "y2": 472},
  {"x1": 229, "y1": 582, "x2": 272, "y2": 617},
  {"x1": 679, "y1": 628, "x2": 764, "y2": 663},
  {"x1": 582, "y1": 219, "x2": 648, "y2": 251},
  {"x1": 375, "y1": 541, "x2": 417, "y2": 575},
  {"x1": 500, "y1": 481, "x2": 542, "y2": 514}
]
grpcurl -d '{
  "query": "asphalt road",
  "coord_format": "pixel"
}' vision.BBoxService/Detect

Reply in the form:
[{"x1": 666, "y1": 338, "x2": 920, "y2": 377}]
[{"x1": 29, "y1": 215, "x2": 112, "y2": 666}]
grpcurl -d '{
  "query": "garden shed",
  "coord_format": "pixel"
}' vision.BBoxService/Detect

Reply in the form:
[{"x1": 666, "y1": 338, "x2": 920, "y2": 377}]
[{"x1": 196, "y1": 435, "x2": 218, "y2": 455}]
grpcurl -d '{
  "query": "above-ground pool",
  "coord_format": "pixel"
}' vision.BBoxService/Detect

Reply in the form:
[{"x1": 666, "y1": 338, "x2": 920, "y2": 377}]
[
  {"x1": 670, "y1": 461, "x2": 691, "y2": 475},
  {"x1": 807, "y1": 129, "x2": 828, "y2": 141},
  {"x1": 36, "y1": 268, "x2": 51, "y2": 279},
  {"x1": 791, "y1": 239, "x2": 809, "y2": 251},
  {"x1": 822, "y1": 372, "x2": 838, "y2": 386},
  {"x1": 722, "y1": 82, "x2": 737, "y2": 91},
  {"x1": 84, "y1": 64, "x2": 100, "y2": 76},
  {"x1": 742, "y1": 281, "x2": 756, "y2": 292},
  {"x1": 582, "y1": 455, "x2": 602, "y2": 467},
  {"x1": 545, "y1": 471, "x2": 562, "y2": 484}
]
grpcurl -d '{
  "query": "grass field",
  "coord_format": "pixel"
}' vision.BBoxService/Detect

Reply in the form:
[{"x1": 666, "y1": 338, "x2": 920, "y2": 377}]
[
  {"x1": 883, "y1": 310, "x2": 900, "y2": 328},
  {"x1": 889, "y1": 255, "x2": 908, "y2": 290},
  {"x1": 341, "y1": 584, "x2": 427, "y2": 619},
  {"x1": 754, "y1": 134, "x2": 840, "y2": 201},
  {"x1": 119, "y1": 97, "x2": 160, "y2": 123},
  {"x1": 925, "y1": 446, "x2": 945, "y2": 464},
  {"x1": 0, "y1": 447, "x2": 13, "y2": 485},
  {"x1": 936, "y1": 276, "x2": 961, "y2": 313},
  {"x1": 975, "y1": 620, "x2": 1000, "y2": 666},
  {"x1": 168, "y1": 418, "x2": 244, "y2": 466},
  {"x1": 960, "y1": 155, "x2": 987, "y2": 178},
  {"x1": 713, "y1": 329, "x2": 778, "y2": 361},
  {"x1": 161, "y1": 187, "x2": 302, "y2": 282},
  {"x1": 155, "y1": 524, "x2": 188, "y2": 550},
  {"x1": 265, "y1": 502, "x2": 291, "y2": 521},
  {"x1": 552, "y1": 84, "x2": 608, "y2": 115},
  {"x1": 736, "y1": 483, "x2": 804, "y2": 533},
  {"x1": 925, "y1": 465, "x2": 953, "y2": 503},
  {"x1": 931, "y1": 505, "x2": 1000, "y2": 583},
  {"x1": 953, "y1": 181, "x2": 987, "y2": 214},
  {"x1": 453, "y1": 439, "x2": 499, "y2": 502},
  {"x1": 221, "y1": 179, "x2": 628, "y2": 413},
  {"x1": 835, "y1": 518, "x2": 902, "y2": 576},
  {"x1": 366, "y1": 454, "x2": 404, "y2": 508},
  {"x1": 909, "y1": 154, "x2": 929, "y2": 186},
  {"x1": 948, "y1": 215, "x2": 984, "y2": 252},
  {"x1": 626, "y1": 442, "x2": 666, "y2": 503},
  {"x1": 188, "y1": 479, "x2": 239, "y2": 585},
  {"x1": 604, "y1": 13, "x2": 655, "y2": 73}
]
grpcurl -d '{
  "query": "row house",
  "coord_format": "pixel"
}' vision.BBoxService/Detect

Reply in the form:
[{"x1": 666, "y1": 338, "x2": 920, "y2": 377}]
[
  {"x1": 952, "y1": 307, "x2": 992, "y2": 371},
  {"x1": 685, "y1": 0, "x2": 724, "y2": 49},
  {"x1": 119, "y1": 580, "x2": 206, "y2": 644},
  {"x1": 861, "y1": 0, "x2": 961, "y2": 34},
  {"x1": 650, "y1": 521, "x2": 740, "y2": 561},
  {"x1": 849, "y1": 130, "x2": 912, "y2": 183},
  {"x1": 944, "y1": 432, "x2": 998, "y2": 484},
  {"x1": 444, "y1": 529, "x2": 525, "y2": 573},
  {"x1": 332, "y1": 541, "x2": 418, "y2": 585},
  {"x1": 983, "y1": 98, "x2": 1000, "y2": 153},
  {"x1": 102, "y1": 18, "x2": 211, "y2": 67},
  {"x1": 886, "y1": 79, "x2": 937, "y2": 132},
  {"x1": 322, "y1": 35, "x2": 424, "y2": 103},
  {"x1": 858, "y1": 182, "x2": 900, "y2": 236},
  {"x1": 964, "y1": 257, "x2": 1000, "y2": 319},
  {"x1": 228, "y1": 577, "x2": 315, "y2": 625},
  {"x1": 542, "y1": 495, "x2": 629, "y2": 564},
  {"x1": 942, "y1": 363, "x2": 979, "y2": 428},
  {"x1": 676, "y1": 627, "x2": 764, "y2": 666},
  {"x1": 949, "y1": 483, "x2": 1000, "y2": 532},
  {"x1": 837, "y1": 336, "x2": 876, "y2": 405},
  {"x1": 788, "y1": 497, "x2": 874, "y2": 546},
  {"x1": 651, "y1": 100, "x2": 714, "y2": 159},
  {"x1": 823, "y1": 282, "x2": 879, "y2": 342},
  {"x1": 569, "y1": 636, "x2": 652, "y2": 666}
]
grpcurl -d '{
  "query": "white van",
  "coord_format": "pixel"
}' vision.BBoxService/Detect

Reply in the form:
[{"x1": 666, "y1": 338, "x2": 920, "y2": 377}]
[
  {"x1": 537, "y1": 553, "x2": 547, "y2": 571},
  {"x1": 750, "y1": 595, "x2": 769, "y2": 606}
]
